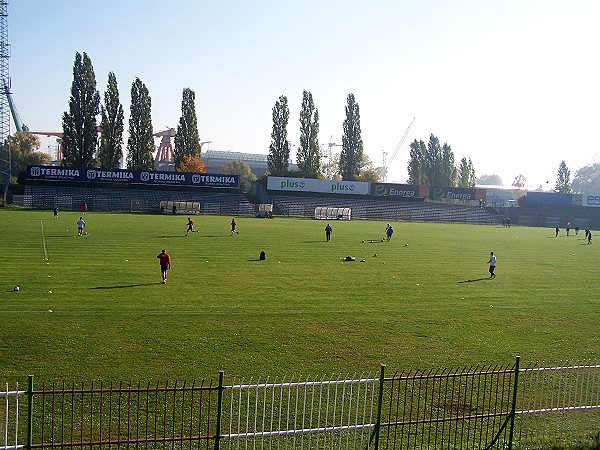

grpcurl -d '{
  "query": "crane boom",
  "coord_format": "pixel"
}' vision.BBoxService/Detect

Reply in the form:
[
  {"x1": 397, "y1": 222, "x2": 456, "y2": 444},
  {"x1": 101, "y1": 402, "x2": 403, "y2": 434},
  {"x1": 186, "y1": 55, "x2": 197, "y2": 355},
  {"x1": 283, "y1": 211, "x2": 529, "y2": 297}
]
[
  {"x1": 3, "y1": 82, "x2": 28, "y2": 132},
  {"x1": 387, "y1": 117, "x2": 414, "y2": 167}
]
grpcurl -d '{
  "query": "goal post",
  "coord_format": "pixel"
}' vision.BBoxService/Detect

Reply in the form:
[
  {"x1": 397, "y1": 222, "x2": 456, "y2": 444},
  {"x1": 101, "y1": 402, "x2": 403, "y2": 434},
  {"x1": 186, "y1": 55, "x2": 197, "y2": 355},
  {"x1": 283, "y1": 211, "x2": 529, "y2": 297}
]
[{"x1": 314, "y1": 206, "x2": 351, "y2": 220}]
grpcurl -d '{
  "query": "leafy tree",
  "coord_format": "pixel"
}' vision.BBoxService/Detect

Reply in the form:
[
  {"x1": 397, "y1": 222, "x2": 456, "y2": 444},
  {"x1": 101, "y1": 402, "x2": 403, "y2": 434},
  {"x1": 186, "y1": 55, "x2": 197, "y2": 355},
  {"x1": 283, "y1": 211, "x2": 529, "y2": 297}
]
[
  {"x1": 323, "y1": 151, "x2": 342, "y2": 180},
  {"x1": 339, "y1": 93, "x2": 364, "y2": 181},
  {"x1": 176, "y1": 154, "x2": 205, "y2": 173},
  {"x1": 407, "y1": 139, "x2": 427, "y2": 185},
  {"x1": 572, "y1": 163, "x2": 600, "y2": 193},
  {"x1": 512, "y1": 174, "x2": 527, "y2": 188},
  {"x1": 98, "y1": 72, "x2": 124, "y2": 168},
  {"x1": 267, "y1": 95, "x2": 290, "y2": 175},
  {"x1": 477, "y1": 174, "x2": 503, "y2": 185},
  {"x1": 296, "y1": 90, "x2": 320, "y2": 178},
  {"x1": 423, "y1": 135, "x2": 442, "y2": 185},
  {"x1": 440, "y1": 142, "x2": 457, "y2": 186},
  {"x1": 174, "y1": 88, "x2": 201, "y2": 167},
  {"x1": 126, "y1": 78, "x2": 154, "y2": 170},
  {"x1": 61, "y1": 52, "x2": 100, "y2": 167},
  {"x1": 5, "y1": 132, "x2": 50, "y2": 177},
  {"x1": 220, "y1": 160, "x2": 257, "y2": 189},
  {"x1": 554, "y1": 160, "x2": 571, "y2": 193},
  {"x1": 458, "y1": 157, "x2": 476, "y2": 188},
  {"x1": 356, "y1": 154, "x2": 381, "y2": 182},
  {"x1": 407, "y1": 135, "x2": 460, "y2": 186}
]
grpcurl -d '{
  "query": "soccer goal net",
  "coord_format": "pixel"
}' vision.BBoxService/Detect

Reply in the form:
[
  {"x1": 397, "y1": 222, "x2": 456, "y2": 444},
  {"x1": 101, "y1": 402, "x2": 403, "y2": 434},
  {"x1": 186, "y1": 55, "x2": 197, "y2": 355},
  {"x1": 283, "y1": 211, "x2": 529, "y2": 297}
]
[
  {"x1": 314, "y1": 206, "x2": 351, "y2": 220},
  {"x1": 160, "y1": 201, "x2": 201, "y2": 215}
]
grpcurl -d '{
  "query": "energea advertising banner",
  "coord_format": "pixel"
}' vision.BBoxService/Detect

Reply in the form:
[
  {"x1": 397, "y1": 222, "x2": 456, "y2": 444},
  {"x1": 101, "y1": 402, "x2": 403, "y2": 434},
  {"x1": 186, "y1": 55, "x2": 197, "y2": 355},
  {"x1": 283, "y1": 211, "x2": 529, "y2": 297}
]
[
  {"x1": 582, "y1": 194, "x2": 600, "y2": 207},
  {"x1": 26, "y1": 165, "x2": 240, "y2": 189},
  {"x1": 370, "y1": 182, "x2": 420, "y2": 198},
  {"x1": 267, "y1": 176, "x2": 369, "y2": 195},
  {"x1": 430, "y1": 187, "x2": 485, "y2": 201}
]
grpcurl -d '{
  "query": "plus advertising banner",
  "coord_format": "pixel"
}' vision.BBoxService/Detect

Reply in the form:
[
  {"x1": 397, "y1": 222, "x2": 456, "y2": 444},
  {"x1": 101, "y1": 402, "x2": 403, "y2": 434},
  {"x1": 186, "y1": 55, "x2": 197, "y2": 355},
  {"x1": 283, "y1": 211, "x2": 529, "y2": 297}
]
[
  {"x1": 267, "y1": 176, "x2": 370, "y2": 195},
  {"x1": 27, "y1": 165, "x2": 240, "y2": 189},
  {"x1": 370, "y1": 182, "x2": 420, "y2": 199}
]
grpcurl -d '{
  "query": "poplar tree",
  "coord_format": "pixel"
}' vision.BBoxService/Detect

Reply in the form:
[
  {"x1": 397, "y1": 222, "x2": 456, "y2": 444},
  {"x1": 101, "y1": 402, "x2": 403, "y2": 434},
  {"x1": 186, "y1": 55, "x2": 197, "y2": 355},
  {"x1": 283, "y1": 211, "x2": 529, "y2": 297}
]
[
  {"x1": 61, "y1": 52, "x2": 100, "y2": 167},
  {"x1": 98, "y1": 72, "x2": 124, "y2": 169},
  {"x1": 440, "y1": 142, "x2": 458, "y2": 186},
  {"x1": 174, "y1": 88, "x2": 201, "y2": 168},
  {"x1": 267, "y1": 95, "x2": 290, "y2": 175},
  {"x1": 458, "y1": 157, "x2": 476, "y2": 188},
  {"x1": 407, "y1": 139, "x2": 427, "y2": 185},
  {"x1": 407, "y1": 134, "x2": 460, "y2": 186},
  {"x1": 554, "y1": 160, "x2": 572, "y2": 193},
  {"x1": 339, "y1": 93, "x2": 363, "y2": 181},
  {"x1": 296, "y1": 90, "x2": 320, "y2": 178},
  {"x1": 126, "y1": 78, "x2": 154, "y2": 170}
]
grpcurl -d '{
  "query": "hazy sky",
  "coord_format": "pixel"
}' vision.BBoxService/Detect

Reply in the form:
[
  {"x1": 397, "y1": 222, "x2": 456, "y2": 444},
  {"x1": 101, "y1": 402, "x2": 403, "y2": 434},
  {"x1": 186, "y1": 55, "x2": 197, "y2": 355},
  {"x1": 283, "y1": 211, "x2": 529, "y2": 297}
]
[{"x1": 8, "y1": 1, "x2": 600, "y2": 187}]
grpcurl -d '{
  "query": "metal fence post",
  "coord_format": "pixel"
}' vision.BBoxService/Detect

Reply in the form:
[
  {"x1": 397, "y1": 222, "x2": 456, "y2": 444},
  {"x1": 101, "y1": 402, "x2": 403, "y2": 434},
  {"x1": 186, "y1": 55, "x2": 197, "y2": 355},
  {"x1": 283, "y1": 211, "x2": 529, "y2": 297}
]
[
  {"x1": 373, "y1": 364, "x2": 386, "y2": 450},
  {"x1": 26, "y1": 375, "x2": 33, "y2": 450},
  {"x1": 213, "y1": 371, "x2": 224, "y2": 450},
  {"x1": 507, "y1": 355, "x2": 520, "y2": 450}
]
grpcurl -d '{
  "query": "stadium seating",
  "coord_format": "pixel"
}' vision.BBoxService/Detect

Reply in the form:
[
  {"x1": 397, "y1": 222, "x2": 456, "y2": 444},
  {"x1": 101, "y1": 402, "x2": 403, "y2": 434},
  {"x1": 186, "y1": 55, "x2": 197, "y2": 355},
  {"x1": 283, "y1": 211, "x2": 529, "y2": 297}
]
[
  {"x1": 269, "y1": 194, "x2": 502, "y2": 224},
  {"x1": 23, "y1": 185, "x2": 255, "y2": 216}
]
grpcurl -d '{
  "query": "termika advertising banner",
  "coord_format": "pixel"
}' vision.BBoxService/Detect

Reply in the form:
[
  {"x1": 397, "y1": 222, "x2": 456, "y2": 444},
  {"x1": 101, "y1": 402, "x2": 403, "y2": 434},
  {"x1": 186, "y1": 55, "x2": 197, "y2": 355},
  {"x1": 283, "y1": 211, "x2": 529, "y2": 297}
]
[
  {"x1": 582, "y1": 193, "x2": 600, "y2": 207},
  {"x1": 27, "y1": 165, "x2": 240, "y2": 189},
  {"x1": 267, "y1": 176, "x2": 369, "y2": 195},
  {"x1": 370, "y1": 182, "x2": 420, "y2": 198}
]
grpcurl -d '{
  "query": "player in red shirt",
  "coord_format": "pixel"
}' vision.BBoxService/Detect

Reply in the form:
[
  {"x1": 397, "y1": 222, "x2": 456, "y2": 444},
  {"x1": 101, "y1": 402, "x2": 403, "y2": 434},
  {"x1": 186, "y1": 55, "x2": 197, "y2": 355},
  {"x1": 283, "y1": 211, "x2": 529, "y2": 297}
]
[
  {"x1": 185, "y1": 217, "x2": 199, "y2": 236},
  {"x1": 230, "y1": 218, "x2": 239, "y2": 235},
  {"x1": 157, "y1": 249, "x2": 171, "y2": 284}
]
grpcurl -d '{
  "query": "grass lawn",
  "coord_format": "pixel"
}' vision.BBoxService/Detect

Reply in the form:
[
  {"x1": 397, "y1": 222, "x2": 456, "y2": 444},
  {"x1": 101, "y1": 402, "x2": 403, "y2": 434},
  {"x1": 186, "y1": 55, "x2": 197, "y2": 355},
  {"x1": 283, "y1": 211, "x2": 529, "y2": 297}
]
[{"x1": 1, "y1": 208, "x2": 598, "y2": 383}]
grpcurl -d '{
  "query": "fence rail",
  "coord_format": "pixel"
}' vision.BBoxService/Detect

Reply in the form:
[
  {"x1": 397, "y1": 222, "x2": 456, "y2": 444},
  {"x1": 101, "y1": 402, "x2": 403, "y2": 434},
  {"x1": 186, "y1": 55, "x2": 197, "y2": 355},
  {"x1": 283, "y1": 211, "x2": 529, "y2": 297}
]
[
  {"x1": 3, "y1": 359, "x2": 599, "y2": 450},
  {"x1": 1, "y1": 383, "x2": 25, "y2": 450}
]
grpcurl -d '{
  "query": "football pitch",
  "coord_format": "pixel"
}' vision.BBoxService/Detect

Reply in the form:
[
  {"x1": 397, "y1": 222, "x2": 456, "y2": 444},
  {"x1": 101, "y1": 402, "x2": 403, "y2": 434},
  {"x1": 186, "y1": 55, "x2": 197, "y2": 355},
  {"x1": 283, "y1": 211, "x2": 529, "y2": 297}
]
[{"x1": 1, "y1": 209, "x2": 598, "y2": 383}]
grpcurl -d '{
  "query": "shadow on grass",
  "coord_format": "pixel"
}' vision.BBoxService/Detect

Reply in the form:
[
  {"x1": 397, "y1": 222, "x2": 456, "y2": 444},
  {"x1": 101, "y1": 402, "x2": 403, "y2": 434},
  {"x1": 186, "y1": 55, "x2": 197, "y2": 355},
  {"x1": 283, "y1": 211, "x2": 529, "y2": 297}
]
[
  {"x1": 458, "y1": 278, "x2": 490, "y2": 283},
  {"x1": 91, "y1": 283, "x2": 162, "y2": 289}
]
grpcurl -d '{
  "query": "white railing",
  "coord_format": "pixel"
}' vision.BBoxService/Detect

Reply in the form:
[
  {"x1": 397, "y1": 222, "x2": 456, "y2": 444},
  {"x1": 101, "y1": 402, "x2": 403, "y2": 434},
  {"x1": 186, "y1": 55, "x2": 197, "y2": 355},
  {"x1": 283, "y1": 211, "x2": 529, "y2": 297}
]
[
  {"x1": 516, "y1": 362, "x2": 600, "y2": 448},
  {"x1": 223, "y1": 373, "x2": 379, "y2": 450},
  {"x1": 0, "y1": 383, "x2": 25, "y2": 450}
]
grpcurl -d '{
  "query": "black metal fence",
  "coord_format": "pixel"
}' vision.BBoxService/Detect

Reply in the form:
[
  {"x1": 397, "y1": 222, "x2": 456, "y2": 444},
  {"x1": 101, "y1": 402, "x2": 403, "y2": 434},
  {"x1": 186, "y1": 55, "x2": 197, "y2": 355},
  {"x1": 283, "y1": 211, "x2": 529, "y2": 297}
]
[{"x1": 2, "y1": 358, "x2": 599, "y2": 450}]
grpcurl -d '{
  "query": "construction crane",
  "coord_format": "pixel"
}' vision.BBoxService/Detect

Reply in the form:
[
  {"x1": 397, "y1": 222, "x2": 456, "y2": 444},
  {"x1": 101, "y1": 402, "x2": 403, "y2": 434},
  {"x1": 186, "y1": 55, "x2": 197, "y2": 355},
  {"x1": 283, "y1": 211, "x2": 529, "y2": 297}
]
[
  {"x1": 3, "y1": 82, "x2": 28, "y2": 132},
  {"x1": 382, "y1": 117, "x2": 415, "y2": 182},
  {"x1": 153, "y1": 128, "x2": 176, "y2": 162},
  {"x1": 323, "y1": 135, "x2": 342, "y2": 179}
]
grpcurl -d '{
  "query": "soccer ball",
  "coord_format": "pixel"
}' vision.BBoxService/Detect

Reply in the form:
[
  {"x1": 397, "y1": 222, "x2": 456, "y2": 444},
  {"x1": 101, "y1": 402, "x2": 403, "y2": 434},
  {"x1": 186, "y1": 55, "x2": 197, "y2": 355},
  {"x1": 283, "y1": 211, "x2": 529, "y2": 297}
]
[{"x1": 13, "y1": 286, "x2": 20, "y2": 292}]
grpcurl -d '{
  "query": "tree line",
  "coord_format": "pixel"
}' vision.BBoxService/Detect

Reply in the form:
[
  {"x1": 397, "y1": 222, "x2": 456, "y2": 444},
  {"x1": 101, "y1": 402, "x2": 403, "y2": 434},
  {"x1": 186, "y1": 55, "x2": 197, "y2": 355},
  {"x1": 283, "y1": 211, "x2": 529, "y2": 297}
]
[
  {"x1": 268, "y1": 93, "x2": 478, "y2": 187},
  {"x1": 59, "y1": 52, "x2": 203, "y2": 172},
  {"x1": 6, "y1": 51, "x2": 600, "y2": 193},
  {"x1": 268, "y1": 92, "x2": 376, "y2": 181}
]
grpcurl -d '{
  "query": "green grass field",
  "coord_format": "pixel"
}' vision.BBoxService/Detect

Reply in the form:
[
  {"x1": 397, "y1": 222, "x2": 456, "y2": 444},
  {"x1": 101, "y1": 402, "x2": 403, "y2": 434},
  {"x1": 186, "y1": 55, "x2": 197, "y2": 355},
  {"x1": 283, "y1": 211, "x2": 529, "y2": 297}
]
[{"x1": 1, "y1": 208, "x2": 598, "y2": 383}]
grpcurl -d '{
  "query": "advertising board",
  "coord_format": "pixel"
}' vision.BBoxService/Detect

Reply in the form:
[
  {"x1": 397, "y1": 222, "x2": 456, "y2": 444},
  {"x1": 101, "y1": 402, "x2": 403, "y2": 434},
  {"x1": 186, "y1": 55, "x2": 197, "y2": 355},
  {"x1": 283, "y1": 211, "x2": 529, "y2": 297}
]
[
  {"x1": 267, "y1": 176, "x2": 369, "y2": 195},
  {"x1": 582, "y1": 194, "x2": 600, "y2": 207},
  {"x1": 369, "y1": 183, "x2": 420, "y2": 199},
  {"x1": 27, "y1": 165, "x2": 240, "y2": 189},
  {"x1": 429, "y1": 187, "x2": 485, "y2": 201}
]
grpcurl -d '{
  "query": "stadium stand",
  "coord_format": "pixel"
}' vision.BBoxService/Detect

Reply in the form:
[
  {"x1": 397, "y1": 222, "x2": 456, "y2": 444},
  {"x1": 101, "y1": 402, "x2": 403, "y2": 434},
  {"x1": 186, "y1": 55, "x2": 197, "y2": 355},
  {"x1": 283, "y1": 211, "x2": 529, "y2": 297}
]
[
  {"x1": 269, "y1": 194, "x2": 502, "y2": 224},
  {"x1": 499, "y1": 203, "x2": 600, "y2": 229},
  {"x1": 23, "y1": 185, "x2": 255, "y2": 216}
]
